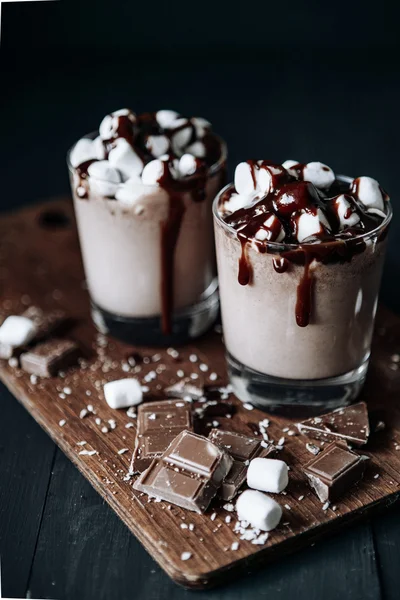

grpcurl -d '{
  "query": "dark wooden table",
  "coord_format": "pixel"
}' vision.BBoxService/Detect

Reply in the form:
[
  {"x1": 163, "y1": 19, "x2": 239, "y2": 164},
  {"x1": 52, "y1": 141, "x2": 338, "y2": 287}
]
[{"x1": 1, "y1": 51, "x2": 400, "y2": 599}]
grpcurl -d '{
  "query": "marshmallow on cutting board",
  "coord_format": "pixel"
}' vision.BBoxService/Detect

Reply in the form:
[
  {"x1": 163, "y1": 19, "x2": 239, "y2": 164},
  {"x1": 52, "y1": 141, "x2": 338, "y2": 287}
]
[
  {"x1": 236, "y1": 489, "x2": 282, "y2": 531},
  {"x1": 247, "y1": 457, "x2": 289, "y2": 493},
  {"x1": 0, "y1": 316, "x2": 37, "y2": 347},
  {"x1": 104, "y1": 378, "x2": 143, "y2": 409}
]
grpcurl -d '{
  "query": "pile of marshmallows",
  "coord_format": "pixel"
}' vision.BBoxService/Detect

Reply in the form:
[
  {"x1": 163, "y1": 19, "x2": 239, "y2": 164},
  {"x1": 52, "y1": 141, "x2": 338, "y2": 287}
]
[
  {"x1": 69, "y1": 109, "x2": 212, "y2": 204},
  {"x1": 103, "y1": 376, "x2": 287, "y2": 533},
  {"x1": 223, "y1": 160, "x2": 387, "y2": 243}
]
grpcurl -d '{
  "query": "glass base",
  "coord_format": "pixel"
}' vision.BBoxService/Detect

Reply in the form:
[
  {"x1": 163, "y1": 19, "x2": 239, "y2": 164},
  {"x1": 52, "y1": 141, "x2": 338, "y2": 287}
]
[
  {"x1": 227, "y1": 351, "x2": 369, "y2": 417},
  {"x1": 91, "y1": 280, "x2": 219, "y2": 347}
]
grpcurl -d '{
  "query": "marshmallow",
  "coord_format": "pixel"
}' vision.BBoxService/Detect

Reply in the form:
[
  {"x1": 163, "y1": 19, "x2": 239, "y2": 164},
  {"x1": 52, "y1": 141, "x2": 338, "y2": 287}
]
[
  {"x1": 352, "y1": 176, "x2": 385, "y2": 211},
  {"x1": 303, "y1": 162, "x2": 335, "y2": 189},
  {"x1": 254, "y1": 214, "x2": 285, "y2": 243},
  {"x1": 70, "y1": 138, "x2": 103, "y2": 168},
  {"x1": 333, "y1": 194, "x2": 361, "y2": 229},
  {"x1": 0, "y1": 316, "x2": 37, "y2": 347},
  {"x1": 296, "y1": 209, "x2": 330, "y2": 242},
  {"x1": 191, "y1": 117, "x2": 211, "y2": 137},
  {"x1": 234, "y1": 162, "x2": 258, "y2": 195},
  {"x1": 99, "y1": 109, "x2": 136, "y2": 140},
  {"x1": 257, "y1": 166, "x2": 273, "y2": 194},
  {"x1": 104, "y1": 378, "x2": 143, "y2": 409},
  {"x1": 223, "y1": 193, "x2": 256, "y2": 214},
  {"x1": 247, "y1": 457, "x2": 289, "y2": 493},
  {"x1": 141, "y1": 159, "x2": 166, "y2": 186},
  {"x1": 179, "y1": 153, "x2": 198, "y2": 177},
  {"x1": 87, "y1": 160, "x2": 122, "y2": 197},
  {"x1": 282, "y1": 159, "x2": 299, "y2": 170},
  {"x1": 108, "y1": 138, "x2": 144, "y2": 180},
  {"x1": 156, "y1": 109, "x2": 180, "y2": 129},
  {"x1": 115, "y1": 177, "x2": 148, "y2": 206},
  {"x1": 171, "y1": 118, "x2": 193, "y2": 150},
  {"x1": 186, "y1": 141, "x2": 206, "y2": 158},
  {"x1": 145, "y1": 135, "x2": 170, "y2": 158},
  {"x1": 236, "y1": 490, "x2": 282, "y2": 532}
]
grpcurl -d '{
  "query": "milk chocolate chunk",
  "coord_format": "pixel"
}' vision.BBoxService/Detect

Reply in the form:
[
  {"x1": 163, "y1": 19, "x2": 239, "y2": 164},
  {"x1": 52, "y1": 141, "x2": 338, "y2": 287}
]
[
  {"x1": 303, "y1": 442, "x2": 366, "y2": 502},
  {"x1": 134, "y1": 430, "x2": 233, "y2": 513},
  {"x1": 20, "y1": 339, "x2": 79, "y2": 377},
  {"x1": 208, "y1": 429, "x2": 275, "y2": 500},
  {"x1": 131, "y1": 399, "x2": 193, "y2": 473},
  {"x1": 0, "y1": 306, "x2": 66, "y2": 359},
  {"x1": 297, "y1": 402, "x2": 370, "y2": 447}
]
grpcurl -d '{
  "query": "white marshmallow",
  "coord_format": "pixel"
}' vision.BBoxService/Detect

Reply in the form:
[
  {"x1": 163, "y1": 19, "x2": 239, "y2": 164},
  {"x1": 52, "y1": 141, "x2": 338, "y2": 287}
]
[
  {"x1": 257, "y1": 166, "x2": 273, "y2": 194},
  {"x1": 234, "y1": 162, "x2": 258, "y2": 195},
  {"x1": 104, "y1": 378, "x2": 143, "y2": 409},
  {"x1": 99, "y1": 109, "x2": 136, "y2": 140},
  {"x1": 333, "y1": 194, "x2": 361, "y2": 229},
  {"x1": 113, "y1": 108, "x2": 134, "y2": 119},
  {"x1": 115, "y1": 177, "x2": 148, "y2": 206},
  {"x1": 254, "y1": 215, "x2": 285, "y2": 243},
  {"x1": 70, "y1": 138, "x2": 103, "y2": 168},
  {"x1": 179, "y1": 153, "x2": 198, "y2": 177},
  {"x1": 353, "y1": 176, "x2": 385, "y2": 211},
  {"x1": 0, "y1": 316, "x2": 37, "y2": 347},
  {"x1": 247, "y1": 457, "x2": 289, "y2": 493},
  {"x1": 236, "y1": 490, "x2": 282, "y2": 532},
  {"x1": 186, "y1": 141, "x2": 206, "y2": 158},
  {"x1": 171, "y1": 118, "x2": 193, "y2": 150},
  {"x1": 303, "y1": 162, "x2": 335, "y2": 189},
  {"x1": 191, "y1": 117, "x2": 211, "y2": 137},
  {"x1": 156, "y1": 109, "x2": 180, "y2": 129},
  {"x1": 108, "y1": 138, "x2": 144, "y2": 180},
  {"x1": 296, "y1": 209, "x2": 330, "y2": 242},
  {"x1": 141, "y1": 159, "x2": 166, "y2": 186},
  {"x1": 223, "y1": 193, "x2": 256, "y2": 214},
  {"x1": 145, "y1": 135, "x2": 170, "y2": 158},
  {"x1": 87, "y1": 160, "x2": 121, "y2": 197},
  {"x1": 282, "y1": 159, "x2": 299, "y2": 170}
]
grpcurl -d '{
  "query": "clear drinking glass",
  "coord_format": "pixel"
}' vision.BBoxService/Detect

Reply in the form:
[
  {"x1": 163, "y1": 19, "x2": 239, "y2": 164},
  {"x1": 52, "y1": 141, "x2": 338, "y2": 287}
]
[
  {"x1": 213, "y1": 177, "x2": 392, "y2": 414},
  {"x1": 68, "y1": 134, "x2": 227, "y2": 346}
]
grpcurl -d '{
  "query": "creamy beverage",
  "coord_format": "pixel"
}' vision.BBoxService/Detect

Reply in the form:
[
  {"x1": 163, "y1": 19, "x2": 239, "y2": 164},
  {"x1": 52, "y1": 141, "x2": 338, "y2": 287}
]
[
  {"x1": 68, "y1": 109, "x2": 226, "y2": 344},
  {"x1": 214, "y1": 160, "x2": 392, "y2": 410}
]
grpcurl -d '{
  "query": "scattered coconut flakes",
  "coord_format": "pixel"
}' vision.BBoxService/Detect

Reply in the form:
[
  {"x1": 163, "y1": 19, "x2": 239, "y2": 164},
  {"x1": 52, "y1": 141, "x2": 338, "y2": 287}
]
[
  {"x1": 298, "y1": 495, "x2": 305, "y2": 501},
  {"x1": 199, "y1": 363, "x2": 209, "y2": 372},
  {"x1": 252, "y1": 532, "x2": 269, "y2": 545},
  {"x1": 30, "y1": 374, "x2": 38, "y2": 385},
  {"x1": 177, "y1": 369, "x2": 185, "y2": 378},
  {"x1": 209, "y1": 372, "x2": 218, "y2": 381},
  {"x1": 188, "y1": 524, "x2": 195, "y2": 531},
  {"x1": 287, "y1": 430, "x2": 296, "y2": 436},
  {"x1": 223, "y1": 503, "x2": 234, "y2": 512},
  {"x1": 8, "y1": 357, "x2": 18, "y2": 368},
  {"x1": 80, "y1": 409, "x2": 88, "y2": 419},
  {"x1": 79, "y1": 450, "x2": 97, "y2": 456},
  {"x1": 322, "y1": 501, "x2": 330, "y2": 511},
  {"x1": 59, "y1": 393, "x2": 66, "y2": 400},
  {"x1": 87, "y1": 404, "x2": 94, "y2": 412},
  {"x1": 63, "y1": 387, "x2": 72, "y2": 395},
  {"x1": 141, "y1": 385, "x2": 150, "y2": 393},
  {"x1": 306, "y1": 443, "x2": 320, "y2": 455},
  {"x1": 375, "y1": 421, "x2": 385, "y2": 432},
  {"x1": 243, "y1": 403, "x2": 254, "y2": 411},
  {"x1": 59, "y1": 419, "x2": 67, "y2": 427},
  {"x1": 126, "y1": 406, "x2": 137, "y2": 418},
  {"x1": 189, "y1": 354, "x2": 198, "y2": 363},
  {"x1": 122, "y1": 363, "x2": 130, "y2": 373},
  {"x1": 181, "y1": 552, "x2": 192, "y2": 561},
  {"x1": 373, "y1": 473, "x2": 380, "y2": 479},
  {"x1": 231, "y1": 541, "x2": 239, "y2": 551},
  {"x1": 118, "y1": 448, "x2": 129, "y2": 455},
  {"x1": 95, "y1": 417, "x2": 101, "y2": 425},
  {"x1": 85, "y1": 390, "x2": 91, "y2": 396},
  {"x1": 278, "y1": 437, "x2": 285, "y2": 446},
  {"x1": 284, "y1": 504, "x2": 291, "y2": 511},
  {"x1": 261, "y1": 441, "x2": 269, "y2": 448},
  {"x1": 108, "y1": 419, "x2": 116, "y2": 429},
  {"x1": 77, "y1": 441, "x2": 87, "y2": 446},
  {"x1": 125, "y1": 422, "x2": 134, "y2": 429},
  {"x1": 282, "y1": 427, "x2": 289, "y2": 433},
  {"x1": 180, "y1": 523, "x2": 188, "y2": 529},
  {"x1": 225, "y1": 515, "x2": 232, "y2": 524},
  {"x1": 101, "y1": 427, "x2": 109, "y2": 433},
  {"x1": 210, "y1": 512, "x2": 217, "y2": 521},
  {"x1": 167, "y1": 348, "x2": 179, "y2": 359},
  {"x1": 190, "y1": 373, "x2": 199, "y2": 380}
]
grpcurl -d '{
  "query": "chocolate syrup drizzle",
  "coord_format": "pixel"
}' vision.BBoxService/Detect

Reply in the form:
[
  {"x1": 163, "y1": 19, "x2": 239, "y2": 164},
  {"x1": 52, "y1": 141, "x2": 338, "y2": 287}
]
[
  {"x1": 73, "y1": 110, "x2": 224, "y2": 335},
  {"x1": 220, "y1": 162, "x2": 390, "y2": 328}
]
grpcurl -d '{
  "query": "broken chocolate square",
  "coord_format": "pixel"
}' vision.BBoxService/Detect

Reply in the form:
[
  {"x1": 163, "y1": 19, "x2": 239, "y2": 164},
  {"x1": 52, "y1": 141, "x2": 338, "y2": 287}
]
[
  {"x1": 303, "y1": 441, "x2": 366, "y2": 502},
  {"x1": 297, "y1": 402, "x2": 370, "y2": 447},
  {"x1": 208, "y1": 428, "x2": 275, "y2": 500},
  {"x1": 134, "y1": 430, "x2": 233, "y2": 513},
  {"x1": 131, "y1": 399, "x2": 193, "y2": 473},
  {"x1": 20, "y1": 338, "x2": 79, "y2": 377}
]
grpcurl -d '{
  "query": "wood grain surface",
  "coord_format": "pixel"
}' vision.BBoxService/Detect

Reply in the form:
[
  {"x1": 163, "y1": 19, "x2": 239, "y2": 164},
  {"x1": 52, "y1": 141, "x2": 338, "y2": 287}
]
[{"x1": 0, "y1": 198, "x2": 400, "y2": 589}]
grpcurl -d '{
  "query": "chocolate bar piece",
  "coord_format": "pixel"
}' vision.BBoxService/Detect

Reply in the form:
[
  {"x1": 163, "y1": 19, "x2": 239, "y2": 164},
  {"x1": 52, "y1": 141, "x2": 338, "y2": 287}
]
[
  {"x1": 208, "y1": 428, "x2": 275, "y2": 500},
  {"x1": 0, "y1": 306, "x2": 66, "y2": 359},
  {"x1": 20, "y1": 338, "x2": 79, "y2": 377},
  {"x1": 134, "y1": 430, "x2": 233, "y2": 513},
  {"x1": 303, "y1": 441, "x2": 366, "y2": 502},
  {"x1": 131, "y1": 399, "x2": 193, "y2": 473},
  {"x1": 297, "y1": 402, "x2": 370, "y2": 447}
]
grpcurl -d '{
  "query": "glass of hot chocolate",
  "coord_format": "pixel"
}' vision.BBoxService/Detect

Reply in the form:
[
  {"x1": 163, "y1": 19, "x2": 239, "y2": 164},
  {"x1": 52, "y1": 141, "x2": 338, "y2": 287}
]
[
  {"x1": 213, "y1": 160, "x2": 392, "y2": 412},
  {"x1": 68, "y1": 109, "x2": 226, "y2": 345}
]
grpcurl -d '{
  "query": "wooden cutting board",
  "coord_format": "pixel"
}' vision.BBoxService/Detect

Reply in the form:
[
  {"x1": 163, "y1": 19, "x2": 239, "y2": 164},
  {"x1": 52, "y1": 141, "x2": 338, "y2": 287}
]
[{"x1": 0, "y1": 198, "x2": 400, "y2": 589}]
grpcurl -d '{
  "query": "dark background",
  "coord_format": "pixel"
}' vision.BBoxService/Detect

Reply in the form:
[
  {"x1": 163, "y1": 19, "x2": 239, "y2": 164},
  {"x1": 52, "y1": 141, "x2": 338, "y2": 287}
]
[{"x1": 1, "y1": 1, "x2": 400, "y2": 599}]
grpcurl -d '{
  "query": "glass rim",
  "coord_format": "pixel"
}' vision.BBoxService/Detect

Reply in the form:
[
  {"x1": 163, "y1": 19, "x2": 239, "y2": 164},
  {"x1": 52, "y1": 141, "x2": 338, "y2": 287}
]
[
  {"x1": 66, "y1": 130, "x2": 228, "y2": 179},
  {"x1": 212, "y1": 174, "x2": 393, "y2": 250}
]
